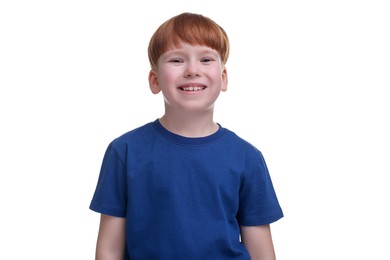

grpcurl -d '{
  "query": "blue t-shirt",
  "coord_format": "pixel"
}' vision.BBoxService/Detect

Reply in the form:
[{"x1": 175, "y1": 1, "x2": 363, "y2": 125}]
[{"x1": 90, "y1": 120, "x2": 283, "y2": 259}]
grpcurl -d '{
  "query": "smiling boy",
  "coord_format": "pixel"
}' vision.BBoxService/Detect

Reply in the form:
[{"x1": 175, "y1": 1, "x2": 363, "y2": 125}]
[{"x1": 90, "y1": 12, "x2": 283, "y2": 260}]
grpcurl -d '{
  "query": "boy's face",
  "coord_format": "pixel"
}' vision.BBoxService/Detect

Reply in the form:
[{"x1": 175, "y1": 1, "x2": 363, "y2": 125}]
[{"x1": 149, "y1": 42, "x2": 228, "y2": 114}]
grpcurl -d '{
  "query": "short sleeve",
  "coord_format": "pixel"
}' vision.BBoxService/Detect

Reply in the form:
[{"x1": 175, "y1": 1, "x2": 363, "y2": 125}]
[
  {"x1": 237, "y1": 151, "x2": 283, "y2": 226},
  {"x1": 89, "y1": 143, "x2": 127, "y2": 217}
]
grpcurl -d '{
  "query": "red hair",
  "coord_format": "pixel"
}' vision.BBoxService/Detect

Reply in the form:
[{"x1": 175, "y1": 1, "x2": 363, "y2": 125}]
[{"x1": 148, "y1": 12, "x2": 230, "y2": 70}]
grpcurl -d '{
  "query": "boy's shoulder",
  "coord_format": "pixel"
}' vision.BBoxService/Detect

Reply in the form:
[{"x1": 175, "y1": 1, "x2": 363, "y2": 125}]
[
  {"x1": 111, "y1": 120, "x2": 156, "y2": 145},
  {"x1": 223, "y1": 127, "x2": 262, "y2": 152}
]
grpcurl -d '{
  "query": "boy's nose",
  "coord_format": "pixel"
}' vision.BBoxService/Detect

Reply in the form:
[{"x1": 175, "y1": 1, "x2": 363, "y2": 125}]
[{"x1": 184, "y1": 63, "x2": 200, "y2": 78}]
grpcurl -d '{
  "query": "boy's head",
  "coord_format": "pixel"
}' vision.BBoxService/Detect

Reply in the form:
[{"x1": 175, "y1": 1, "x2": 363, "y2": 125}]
[{"x1": 148, "y1": 12, "x2": 230, "y2": 70}]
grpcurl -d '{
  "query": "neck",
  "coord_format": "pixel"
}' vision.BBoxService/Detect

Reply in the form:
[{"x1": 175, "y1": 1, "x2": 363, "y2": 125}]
[{"x1": 159, "y1": 111, "x2": 218, "y2": 138}]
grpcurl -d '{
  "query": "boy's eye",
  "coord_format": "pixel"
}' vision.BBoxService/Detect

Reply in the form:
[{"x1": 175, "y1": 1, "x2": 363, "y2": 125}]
[
  {"x1": 201, "y1": 58, "x2": 214, "y2": 63},
  {"x1": 169, "y1": 58, "x2": 183, "y2": 63}
]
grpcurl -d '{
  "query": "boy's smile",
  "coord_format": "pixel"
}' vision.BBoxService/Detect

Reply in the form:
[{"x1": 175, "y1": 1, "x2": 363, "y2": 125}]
[
  {"x1": 148, "y1": 42, "x2": 228, "y2": 113},
  {"x1": 178, "y1": 84, "x2": 207, "y2": 92}
]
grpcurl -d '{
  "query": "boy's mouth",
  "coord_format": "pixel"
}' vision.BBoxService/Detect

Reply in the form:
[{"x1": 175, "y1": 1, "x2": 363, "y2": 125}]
[{"x1": 178, "y1": 84, "x2": 207, "y2": 92}]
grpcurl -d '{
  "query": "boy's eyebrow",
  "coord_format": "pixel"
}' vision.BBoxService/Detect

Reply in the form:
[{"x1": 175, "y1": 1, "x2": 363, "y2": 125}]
[
  {"x1": 163, "y1": 49, "x2": 219, "y2": 57},
  {"x1": 199, "y1": 50, "x2": 219, "y2": 56},
  {"x1": 163, "y1": 49, "x2": 185, "y2": 55}
]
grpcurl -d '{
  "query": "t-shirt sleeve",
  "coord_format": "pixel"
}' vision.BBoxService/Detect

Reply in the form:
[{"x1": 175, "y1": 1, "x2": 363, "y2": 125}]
[
  {"x1": 89, "y1": 142, "x2": 127, "y2": 217},
  {"x1": 237, "y1": 150, "x2": 283, "y2": 226}
]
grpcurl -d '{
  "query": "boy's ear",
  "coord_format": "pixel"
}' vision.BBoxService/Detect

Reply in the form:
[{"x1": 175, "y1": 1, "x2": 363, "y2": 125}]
[
  {"x1": 148, "y1": 70, "x2": 161, "y2": 94},
  {"x1": 221, "y1": 67, "x2": 228, "y2": 92}
]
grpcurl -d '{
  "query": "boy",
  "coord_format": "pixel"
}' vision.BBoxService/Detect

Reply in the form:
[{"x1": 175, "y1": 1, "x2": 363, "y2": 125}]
[{"x1": 90, "y1": 12, "x2": 283, "y2": 260}]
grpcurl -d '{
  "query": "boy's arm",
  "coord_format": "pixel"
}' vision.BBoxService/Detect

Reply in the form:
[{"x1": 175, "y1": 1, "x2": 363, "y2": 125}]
[
  {"x1": 95, "y1": 214, "x2": 126, "y2": 260},
  {"x1": 240, "y1": 224, "x2": 276, "y2": 260}
]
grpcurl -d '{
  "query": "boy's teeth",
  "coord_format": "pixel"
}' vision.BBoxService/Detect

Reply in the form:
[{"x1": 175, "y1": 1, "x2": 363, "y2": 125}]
[{"x1": 183, "y1": 86, "x2": 203, "y2": 91}]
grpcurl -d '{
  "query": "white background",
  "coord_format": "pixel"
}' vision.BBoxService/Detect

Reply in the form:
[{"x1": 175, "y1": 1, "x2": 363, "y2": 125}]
[{"x1": 1, "y1": 0, "x2": 389, "y2": 259}]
